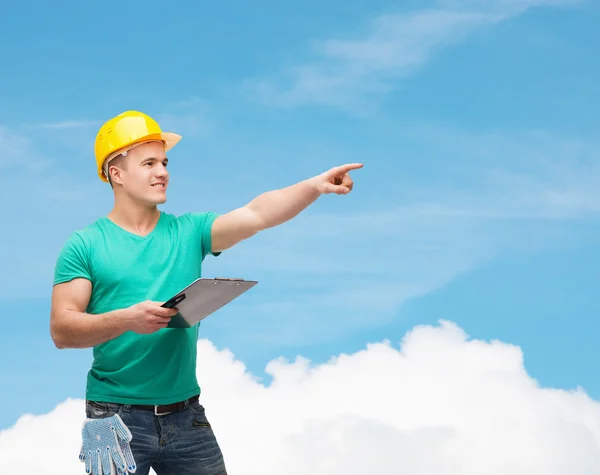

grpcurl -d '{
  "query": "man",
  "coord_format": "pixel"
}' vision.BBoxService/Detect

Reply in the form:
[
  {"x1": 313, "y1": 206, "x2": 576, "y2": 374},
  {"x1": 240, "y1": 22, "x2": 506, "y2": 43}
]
[{"x1": 50, "y1": 110, "x2": 362, "y2": 475}]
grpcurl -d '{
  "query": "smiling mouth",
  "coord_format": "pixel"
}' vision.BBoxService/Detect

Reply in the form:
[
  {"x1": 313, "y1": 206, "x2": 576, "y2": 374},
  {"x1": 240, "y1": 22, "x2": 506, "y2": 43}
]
[{"x1": 152, "y1": 183, "x2": 166, "y2": 188}]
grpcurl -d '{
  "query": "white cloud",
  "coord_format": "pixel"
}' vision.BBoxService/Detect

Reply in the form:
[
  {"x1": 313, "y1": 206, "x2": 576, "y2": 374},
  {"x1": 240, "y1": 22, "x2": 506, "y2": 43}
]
[
  {"x1": 2, "y1": 321, "x2": 600, "y2": 473},
  {"x1": 28, "y1": 120, "x2": 101, "y2": 130},
  {"x1": 209, "y1": 127, "x2": 600, "y2": 346},
  {"x1": 0, "y1": 125, "x2": 51, "y2": 171},
  {"x1": 245, "y1": 0, "x2": 580, "y2": 110},
  {"x1": 386, "y1": 124, "x2": 600, "y2": 219},
  {"x1": 241, "y1": 144, "x2": 599, "y2": 354},
  {"x1": 22, "y1": 99, "x2": 212, "y2": 137}
]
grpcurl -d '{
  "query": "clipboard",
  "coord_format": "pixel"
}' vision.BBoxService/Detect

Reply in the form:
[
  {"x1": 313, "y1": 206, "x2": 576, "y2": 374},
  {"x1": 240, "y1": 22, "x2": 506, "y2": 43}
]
[{"x1": 161, "y1": 277, "x2": 258, "y2": 328}]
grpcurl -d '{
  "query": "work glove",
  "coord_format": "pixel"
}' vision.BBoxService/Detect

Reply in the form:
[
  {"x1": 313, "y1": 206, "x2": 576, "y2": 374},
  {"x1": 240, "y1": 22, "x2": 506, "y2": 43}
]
[{"x1": 79, "y1": 414, "x2": 137, "y2": 475}]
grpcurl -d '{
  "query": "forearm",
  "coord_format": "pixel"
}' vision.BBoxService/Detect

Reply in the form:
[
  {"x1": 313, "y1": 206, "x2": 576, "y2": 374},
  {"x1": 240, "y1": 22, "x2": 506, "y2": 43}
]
[
  {"x1": 246, "y1": 176, "x2": 321, "y2": 230},
  {"x1": 51, "y1": 309, "x2": 129, "y2": 349}
]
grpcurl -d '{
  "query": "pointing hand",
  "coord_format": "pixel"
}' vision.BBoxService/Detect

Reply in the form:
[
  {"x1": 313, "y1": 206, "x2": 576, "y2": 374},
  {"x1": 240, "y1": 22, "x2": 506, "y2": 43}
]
[{"x1": 313, "y1": 163, "x2": 363, "y2": 195}]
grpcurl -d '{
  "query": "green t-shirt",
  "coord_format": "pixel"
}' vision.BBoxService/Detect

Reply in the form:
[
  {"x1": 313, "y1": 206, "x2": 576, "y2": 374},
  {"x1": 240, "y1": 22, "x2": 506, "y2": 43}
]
[{"x1": 53, "y1": 211, "x2": 220, "y2": 405}]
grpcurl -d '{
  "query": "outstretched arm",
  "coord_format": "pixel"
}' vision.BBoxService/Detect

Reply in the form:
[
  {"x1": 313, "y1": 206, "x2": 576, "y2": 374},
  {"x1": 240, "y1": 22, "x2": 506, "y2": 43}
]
[{"x1": 210, "y1": 163, "x2": 363, "y2": 252}]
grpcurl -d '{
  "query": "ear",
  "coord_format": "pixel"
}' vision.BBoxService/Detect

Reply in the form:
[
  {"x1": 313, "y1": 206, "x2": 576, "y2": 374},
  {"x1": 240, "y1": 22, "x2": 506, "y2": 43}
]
[{"x1": 109, "y1": 165, "x2": 125, "y2": 185}]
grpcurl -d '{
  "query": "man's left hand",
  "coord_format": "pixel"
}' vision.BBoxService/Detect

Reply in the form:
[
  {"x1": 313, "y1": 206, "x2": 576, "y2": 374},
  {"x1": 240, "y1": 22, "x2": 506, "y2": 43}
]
[{"x1": 313, "y1": 163, "x2": 363, "y2": 195}]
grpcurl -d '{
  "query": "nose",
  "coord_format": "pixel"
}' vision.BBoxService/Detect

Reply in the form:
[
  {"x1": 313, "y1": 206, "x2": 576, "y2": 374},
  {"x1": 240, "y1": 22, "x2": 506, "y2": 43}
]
[{"x1": 155, "y1": 163, "x2": 168, "y2": 178}]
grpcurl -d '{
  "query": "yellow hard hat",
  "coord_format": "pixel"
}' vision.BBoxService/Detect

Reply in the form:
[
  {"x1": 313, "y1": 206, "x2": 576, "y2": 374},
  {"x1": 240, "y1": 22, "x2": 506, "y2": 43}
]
[{"x1": 94, "y1": 110, "x2": 182, "y2": 183}]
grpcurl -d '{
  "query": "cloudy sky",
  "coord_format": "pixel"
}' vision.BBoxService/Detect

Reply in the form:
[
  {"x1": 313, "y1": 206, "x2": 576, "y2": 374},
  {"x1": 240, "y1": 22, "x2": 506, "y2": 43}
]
[{"x1": 1, "y1": 0, "x2": 599, "y2": 473}]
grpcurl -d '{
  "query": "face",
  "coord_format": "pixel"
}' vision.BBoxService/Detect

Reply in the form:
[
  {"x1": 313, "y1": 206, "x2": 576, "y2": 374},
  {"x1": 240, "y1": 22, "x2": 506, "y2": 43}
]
[{"x1": 108, "y1": 141, "x2": 170, "y2": 205}]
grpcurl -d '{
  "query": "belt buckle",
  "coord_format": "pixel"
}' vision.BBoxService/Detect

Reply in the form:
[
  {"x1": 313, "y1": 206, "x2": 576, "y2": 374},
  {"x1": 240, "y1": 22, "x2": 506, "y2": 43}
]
[{"x1": 154, "y1": 405, "x2": 172, "y2": 416}]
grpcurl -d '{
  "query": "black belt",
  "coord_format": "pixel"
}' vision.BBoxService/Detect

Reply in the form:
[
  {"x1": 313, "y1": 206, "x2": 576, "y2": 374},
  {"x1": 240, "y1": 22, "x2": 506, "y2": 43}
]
[
  {"x1": 88, "y1": 394, "x2": 199, "y2": 416},
  {"x1": 133, "y1": 394, "x2": 199, "y2": 415}
]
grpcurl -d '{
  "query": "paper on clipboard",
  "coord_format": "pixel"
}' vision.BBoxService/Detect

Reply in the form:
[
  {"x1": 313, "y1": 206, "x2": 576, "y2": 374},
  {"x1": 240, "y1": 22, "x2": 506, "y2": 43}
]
[{"x1": 161, "y1": 277, "x2": 258, "y2": 328}]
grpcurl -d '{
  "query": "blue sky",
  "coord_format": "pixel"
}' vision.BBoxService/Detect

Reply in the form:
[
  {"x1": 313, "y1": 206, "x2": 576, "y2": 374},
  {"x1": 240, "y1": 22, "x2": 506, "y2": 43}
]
[{"x1": 0, "y1": 0, "x2": 599, "y2": 432}]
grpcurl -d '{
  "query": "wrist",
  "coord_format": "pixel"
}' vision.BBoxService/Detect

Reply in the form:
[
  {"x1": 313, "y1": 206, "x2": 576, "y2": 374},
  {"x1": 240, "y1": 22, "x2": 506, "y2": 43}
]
[
  {"x1": 108, "y1": 308, "x2": 132, "y2": 334},
  {"x1": 305, "y1": 175, "x2": 323, "y2": 194}
]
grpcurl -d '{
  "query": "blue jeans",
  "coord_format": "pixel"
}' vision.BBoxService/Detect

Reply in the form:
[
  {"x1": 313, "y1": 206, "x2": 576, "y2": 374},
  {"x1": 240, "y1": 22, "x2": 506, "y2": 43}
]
[{"x1": 85, "y1": 398, "x2": 228, "y2": 474}]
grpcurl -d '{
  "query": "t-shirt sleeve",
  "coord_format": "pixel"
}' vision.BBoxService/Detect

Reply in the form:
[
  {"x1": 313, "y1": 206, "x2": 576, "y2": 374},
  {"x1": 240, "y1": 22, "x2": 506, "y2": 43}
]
[
  {"x1": 184, "y1": 211, "x2": 221, "y2": 259},
  {"x1": 53, "y1": 232, "x2": 92, "y2": 285}
]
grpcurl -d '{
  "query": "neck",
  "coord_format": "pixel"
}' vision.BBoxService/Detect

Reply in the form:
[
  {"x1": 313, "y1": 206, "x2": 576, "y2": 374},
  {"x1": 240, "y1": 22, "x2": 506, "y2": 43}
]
[{"x1": 107, "y1": 196, "x2": 161, "y2": 236}]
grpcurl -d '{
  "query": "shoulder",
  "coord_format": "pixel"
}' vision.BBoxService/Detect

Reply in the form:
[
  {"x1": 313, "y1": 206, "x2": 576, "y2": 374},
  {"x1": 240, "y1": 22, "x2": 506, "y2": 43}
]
[
  {"x1": 54, "y1": 220, "x2": 105, "y2": 285},
  {"x1": 162, "y1": 211, "x2": 221, "y2": 257},
  {"x1": 59, "y1": 219, "x2": 106, "y2": 250},
  {"x1": 165, "y1": 211, "x2": 220, "y2": 231},
  {"x1": 55, "y1": 217, "x2": 115, "y2": 266}
]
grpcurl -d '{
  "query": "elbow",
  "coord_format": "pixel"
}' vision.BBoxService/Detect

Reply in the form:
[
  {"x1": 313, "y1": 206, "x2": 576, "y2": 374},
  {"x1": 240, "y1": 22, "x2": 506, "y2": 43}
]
[
  {"x1": 50, "y1": 319, "x2": 69, "y2": 349},
  {"x1": 51, "y1": 329, "x2": 66, "y2": 349}
]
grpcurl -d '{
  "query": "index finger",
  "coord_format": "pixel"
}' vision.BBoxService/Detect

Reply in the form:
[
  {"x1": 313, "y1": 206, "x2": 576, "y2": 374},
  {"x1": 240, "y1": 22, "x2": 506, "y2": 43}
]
[{"x1": 334, "y1": 163, "x2": 363, "y2": 174}]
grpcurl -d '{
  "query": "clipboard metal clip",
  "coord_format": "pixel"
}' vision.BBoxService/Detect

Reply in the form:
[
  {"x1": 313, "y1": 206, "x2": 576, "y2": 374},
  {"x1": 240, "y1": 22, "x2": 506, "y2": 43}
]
[{"x1": 163, "y1": 293, "x2": 186, "y2": 308}]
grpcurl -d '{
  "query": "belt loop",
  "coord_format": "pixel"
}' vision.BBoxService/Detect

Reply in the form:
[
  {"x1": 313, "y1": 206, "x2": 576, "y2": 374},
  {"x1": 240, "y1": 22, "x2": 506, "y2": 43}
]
[{"x1": 122, "y1": 404, "x2": 131, "y2": 413}]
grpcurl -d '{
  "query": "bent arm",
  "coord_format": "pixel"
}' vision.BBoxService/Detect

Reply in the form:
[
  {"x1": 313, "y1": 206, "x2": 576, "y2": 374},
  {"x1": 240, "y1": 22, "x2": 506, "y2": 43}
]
[
  {"x1": 211, "y1": 176, "x2": 321, "y2": 252},
  {"x1": 50, "y1": 278, "x2": 129, "y2": 349}
]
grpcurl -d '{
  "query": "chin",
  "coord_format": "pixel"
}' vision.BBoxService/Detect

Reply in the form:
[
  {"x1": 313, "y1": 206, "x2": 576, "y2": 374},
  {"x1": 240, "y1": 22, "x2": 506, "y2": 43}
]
[{"x1": 145, "y1": 194, "x2": 167, "y2": 206}]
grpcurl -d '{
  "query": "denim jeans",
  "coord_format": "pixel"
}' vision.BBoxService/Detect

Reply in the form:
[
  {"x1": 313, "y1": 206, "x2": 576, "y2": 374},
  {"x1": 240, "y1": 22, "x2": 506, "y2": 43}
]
[{"x1": 85, "y1": 398, "x2": 228, "y2": 475}]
